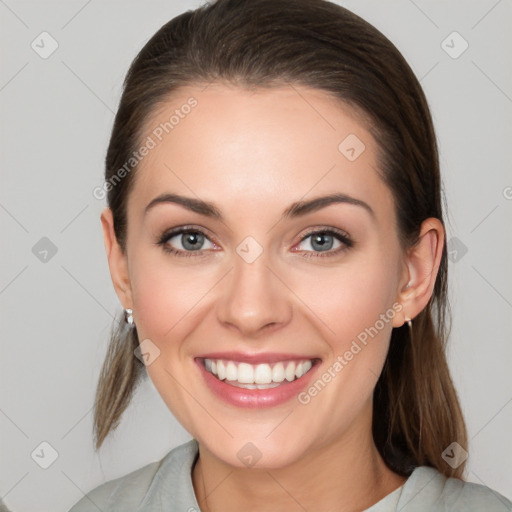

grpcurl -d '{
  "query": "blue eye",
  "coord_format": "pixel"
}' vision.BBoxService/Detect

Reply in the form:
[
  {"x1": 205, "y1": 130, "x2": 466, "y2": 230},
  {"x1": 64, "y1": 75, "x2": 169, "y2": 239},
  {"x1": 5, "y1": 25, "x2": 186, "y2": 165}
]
[
  {"x1": 157, "y1": 226, "x2": 353, "y2": 258},
  {"x1": 157, "y1": 227, "x2": 216, "y2": 257},
  {"x1": 295, "y1": 229, "x2": 353, "y2": 258}
]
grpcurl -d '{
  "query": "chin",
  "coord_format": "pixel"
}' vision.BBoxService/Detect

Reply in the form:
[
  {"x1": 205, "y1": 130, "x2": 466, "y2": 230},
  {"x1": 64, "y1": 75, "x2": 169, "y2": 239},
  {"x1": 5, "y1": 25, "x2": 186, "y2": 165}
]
[{"x1": 194, "y1": 428, "x2": 316, "y2": 470}]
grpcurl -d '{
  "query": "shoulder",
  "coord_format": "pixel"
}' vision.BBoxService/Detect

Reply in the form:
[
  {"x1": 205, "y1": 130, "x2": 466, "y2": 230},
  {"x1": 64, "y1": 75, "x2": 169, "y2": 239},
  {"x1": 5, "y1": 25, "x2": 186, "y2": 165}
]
[
  {"x1": 67, "y1": 439, "x2": 199, "y2": 512},
  {"x1": 397, "y1": 466, "x2": 512, "y2": 511}
]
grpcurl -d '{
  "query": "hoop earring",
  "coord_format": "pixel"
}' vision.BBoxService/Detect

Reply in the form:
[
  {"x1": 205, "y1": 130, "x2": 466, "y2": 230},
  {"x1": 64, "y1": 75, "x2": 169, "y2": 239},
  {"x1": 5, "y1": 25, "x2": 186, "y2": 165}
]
[{"x1": 124, "y1": 308, "x2": 135, "y2": 327}]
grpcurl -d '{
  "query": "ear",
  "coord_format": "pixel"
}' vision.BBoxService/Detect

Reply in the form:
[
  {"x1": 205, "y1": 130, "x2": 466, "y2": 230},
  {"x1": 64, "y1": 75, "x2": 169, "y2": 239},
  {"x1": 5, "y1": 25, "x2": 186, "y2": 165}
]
[
  {"x1": 392, "y1": 217, "x2": 445, "y2": 328},
  {"x1": 100, "y1": 207, "x2": 133, "y2": 310}
]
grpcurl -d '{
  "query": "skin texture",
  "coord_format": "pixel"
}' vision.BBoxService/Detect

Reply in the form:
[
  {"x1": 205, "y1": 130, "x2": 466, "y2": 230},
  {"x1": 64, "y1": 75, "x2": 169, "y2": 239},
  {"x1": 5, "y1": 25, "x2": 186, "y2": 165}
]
[{"x1": 101, "y1": 83, "x2": 444, "y2": 511}]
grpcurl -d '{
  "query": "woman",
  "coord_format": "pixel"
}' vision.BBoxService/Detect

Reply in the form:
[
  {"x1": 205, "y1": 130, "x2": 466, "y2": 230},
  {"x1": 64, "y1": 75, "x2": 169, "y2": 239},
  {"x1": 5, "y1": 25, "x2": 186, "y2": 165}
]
[{"x1": 69, "y1": 0, "x2": 512, "y2": 510}]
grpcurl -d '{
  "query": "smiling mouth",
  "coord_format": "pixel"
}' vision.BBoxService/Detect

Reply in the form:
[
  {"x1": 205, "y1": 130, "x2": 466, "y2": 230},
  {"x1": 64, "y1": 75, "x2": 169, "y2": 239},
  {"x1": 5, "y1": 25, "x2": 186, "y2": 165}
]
[{"x1": 199, "y1": 358, "x2": 319, "y2": 389}]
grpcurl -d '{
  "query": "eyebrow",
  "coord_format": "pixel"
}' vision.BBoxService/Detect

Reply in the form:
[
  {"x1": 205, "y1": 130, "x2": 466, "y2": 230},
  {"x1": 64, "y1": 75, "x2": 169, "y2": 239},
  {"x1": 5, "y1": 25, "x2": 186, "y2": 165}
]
[{"x1": 144, "y1": 192, "x2": 375, "y2": 220}]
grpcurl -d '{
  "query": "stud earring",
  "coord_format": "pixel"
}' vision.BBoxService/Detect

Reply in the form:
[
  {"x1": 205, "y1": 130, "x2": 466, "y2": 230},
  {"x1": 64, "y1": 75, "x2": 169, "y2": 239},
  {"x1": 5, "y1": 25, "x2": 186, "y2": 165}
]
[
  {"x1": 124, "y1": 308, "x2": 134, "y2": 327},
  {"x1": 405, "y1": 316, "x2": 413, "y2": 343}
]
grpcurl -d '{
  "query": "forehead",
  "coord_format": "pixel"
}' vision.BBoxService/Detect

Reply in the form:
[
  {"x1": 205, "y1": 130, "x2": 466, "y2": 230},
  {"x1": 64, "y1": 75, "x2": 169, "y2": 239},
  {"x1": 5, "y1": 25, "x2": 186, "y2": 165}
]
[{"x1": 129, "y1": 83, "x2": 393, "y2": 223}]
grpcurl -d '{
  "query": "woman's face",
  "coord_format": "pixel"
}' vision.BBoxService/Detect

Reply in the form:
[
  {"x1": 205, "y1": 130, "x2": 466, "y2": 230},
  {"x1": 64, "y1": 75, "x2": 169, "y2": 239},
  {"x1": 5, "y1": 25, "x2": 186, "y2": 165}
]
[{"x1": 113, "y1": 83, "x2": 410, "y2": 468}]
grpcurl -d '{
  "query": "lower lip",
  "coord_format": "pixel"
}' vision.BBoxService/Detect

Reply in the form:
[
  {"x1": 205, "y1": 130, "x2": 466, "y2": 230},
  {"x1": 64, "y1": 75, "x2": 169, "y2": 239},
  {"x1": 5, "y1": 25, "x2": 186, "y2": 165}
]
[{"x1": 195, "y1": 359, "x2": 320, "y2": 408}]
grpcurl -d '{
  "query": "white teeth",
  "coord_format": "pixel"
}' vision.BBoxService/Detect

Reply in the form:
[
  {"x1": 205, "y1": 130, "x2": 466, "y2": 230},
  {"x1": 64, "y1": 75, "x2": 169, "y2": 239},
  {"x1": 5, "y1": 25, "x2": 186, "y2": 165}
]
[
  {"x1": 256, "y1": 383, "x2": 280, "y2": 389},
  {"x1": 237, "y1": 363, "x2": 254, "y2": 384},
  {"x1": 225, "y1": 361, "x2": 237, "y2": 381},
  {"x1": 228, "y1": 381, "x2": 281, "y2": 389},
  {"x1": 254, "y1": 363, "x2": 272, "y2": 384},
  {"x1": 295, "y1": 360, "x2": 312, "y2": 378},
  {"x1": 217, "y1": 360, "x2": 226, "y2": 380},
  {"x1": 272, "y1": 362, "x2": 285, "y2": 382},
  {"x1": 203, "y1": 358, "x2": 314, "y2": 386},
  {"x1": 285, "y1": 362, "x2": 296, "y2": 381}
]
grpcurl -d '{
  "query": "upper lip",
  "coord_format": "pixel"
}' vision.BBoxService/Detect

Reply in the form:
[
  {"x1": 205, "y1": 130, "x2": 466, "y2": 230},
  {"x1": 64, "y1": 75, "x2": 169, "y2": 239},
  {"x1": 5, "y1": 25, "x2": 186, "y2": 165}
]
[{"x1": 196, "y1": 352, "x2": 320, "y2": 364}]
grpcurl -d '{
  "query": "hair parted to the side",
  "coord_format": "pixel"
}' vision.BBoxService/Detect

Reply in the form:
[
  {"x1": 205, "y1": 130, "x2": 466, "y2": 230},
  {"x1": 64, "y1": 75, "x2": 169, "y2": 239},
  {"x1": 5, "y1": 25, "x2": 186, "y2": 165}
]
[{"x1": 93, "y1": 0, "x2": 467, "y2": 478}]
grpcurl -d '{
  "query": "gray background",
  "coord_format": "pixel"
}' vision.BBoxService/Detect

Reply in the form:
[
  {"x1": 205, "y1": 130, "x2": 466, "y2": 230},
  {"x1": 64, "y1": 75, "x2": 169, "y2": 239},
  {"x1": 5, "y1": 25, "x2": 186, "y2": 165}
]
[{"x1": 1, "y1": 0, "x2": 511, "y2": 510}]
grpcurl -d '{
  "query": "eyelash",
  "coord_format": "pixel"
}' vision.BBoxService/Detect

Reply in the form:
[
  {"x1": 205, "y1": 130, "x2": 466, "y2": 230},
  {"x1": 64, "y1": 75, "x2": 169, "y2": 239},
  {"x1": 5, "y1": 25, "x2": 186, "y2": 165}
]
[{"x1": 156, "y1": 225, "x2": 354, "y2": 259}]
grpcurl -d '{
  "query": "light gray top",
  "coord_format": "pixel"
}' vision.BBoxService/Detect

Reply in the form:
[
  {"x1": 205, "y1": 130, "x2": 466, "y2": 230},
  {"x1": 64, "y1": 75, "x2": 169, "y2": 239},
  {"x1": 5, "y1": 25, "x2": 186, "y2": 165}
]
[{"x1": 69, "y1": 439, "x2": 512, "y2": 511}]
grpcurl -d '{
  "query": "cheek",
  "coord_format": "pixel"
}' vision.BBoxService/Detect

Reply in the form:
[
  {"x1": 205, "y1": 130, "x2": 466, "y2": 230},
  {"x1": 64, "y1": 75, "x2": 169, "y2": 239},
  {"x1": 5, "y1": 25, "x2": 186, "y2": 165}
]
[
  {"x1": 129, "y1": 252, "x2": 214, "y2": 344},
  {"x1": 288, "y1": 252, "x2": 399, "y2": 405},
  {"x1": 291, "y1": 300, "x2": 392, "y2": 443},
  {"x1": 127, "y1": 256, "x2": 216, "y2": 432},
  {"x1": 289, "y1": 252, "x2": 399, "y2": 347}
]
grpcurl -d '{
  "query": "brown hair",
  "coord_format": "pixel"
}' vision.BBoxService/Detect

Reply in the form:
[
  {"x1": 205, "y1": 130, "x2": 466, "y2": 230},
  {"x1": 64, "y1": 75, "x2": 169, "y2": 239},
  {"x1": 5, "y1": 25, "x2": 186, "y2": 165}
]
[{"x1": 94, "y1": 0, "x2": 467, "y2": 478}]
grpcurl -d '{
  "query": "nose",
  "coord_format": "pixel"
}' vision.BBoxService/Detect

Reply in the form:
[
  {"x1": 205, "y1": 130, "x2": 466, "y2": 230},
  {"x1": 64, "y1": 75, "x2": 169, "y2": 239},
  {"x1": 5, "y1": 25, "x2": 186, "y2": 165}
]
[{"x1": 215, "y1": 249, "x2": 293, "y2": 338}]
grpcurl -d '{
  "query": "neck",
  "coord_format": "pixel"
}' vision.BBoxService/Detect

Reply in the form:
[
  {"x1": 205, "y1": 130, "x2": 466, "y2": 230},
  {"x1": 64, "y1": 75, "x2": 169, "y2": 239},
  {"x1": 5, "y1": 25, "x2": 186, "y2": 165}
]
[{"x1": 191, "y1": 412, "x2": 406, "y2": 512}]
